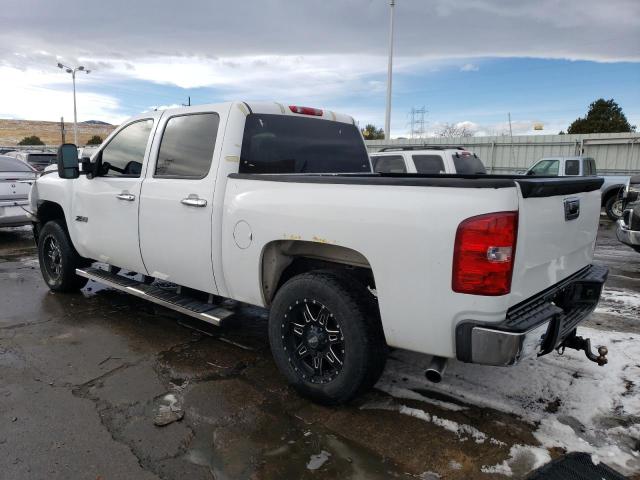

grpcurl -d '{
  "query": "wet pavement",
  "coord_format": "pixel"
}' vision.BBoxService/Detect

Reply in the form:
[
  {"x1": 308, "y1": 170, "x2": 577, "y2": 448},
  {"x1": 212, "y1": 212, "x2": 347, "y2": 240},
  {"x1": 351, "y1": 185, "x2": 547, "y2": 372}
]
[{"x1": 1, "y1": 219, "x2": 638, "y2": 480}]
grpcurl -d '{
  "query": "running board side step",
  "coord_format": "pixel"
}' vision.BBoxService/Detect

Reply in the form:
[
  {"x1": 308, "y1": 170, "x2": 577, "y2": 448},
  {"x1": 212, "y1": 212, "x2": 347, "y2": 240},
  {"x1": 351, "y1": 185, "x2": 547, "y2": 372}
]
[{"x1": 76, "y1": 267, "x2": 233, "y2": 326}]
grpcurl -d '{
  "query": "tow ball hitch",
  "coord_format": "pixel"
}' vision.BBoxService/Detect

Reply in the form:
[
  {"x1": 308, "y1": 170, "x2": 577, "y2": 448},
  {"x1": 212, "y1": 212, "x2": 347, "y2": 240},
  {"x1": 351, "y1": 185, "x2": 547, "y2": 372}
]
[{"x1": 558, "y1": 334, "x2": 608, "y2": 366}]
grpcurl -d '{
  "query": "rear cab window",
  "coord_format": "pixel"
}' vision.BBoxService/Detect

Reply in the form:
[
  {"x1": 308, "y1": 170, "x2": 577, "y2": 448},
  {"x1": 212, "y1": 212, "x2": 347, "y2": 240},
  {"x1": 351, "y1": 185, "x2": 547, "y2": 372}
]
[
  {"x1": 240, "y1": 114, "x2": 370, "y2": 174},
  {"x1": 27, "y1": 153, "x2": 56, "y2": 170},
  {"x1": 371, "y1": 155, "x2": 406, "y2": 173}
]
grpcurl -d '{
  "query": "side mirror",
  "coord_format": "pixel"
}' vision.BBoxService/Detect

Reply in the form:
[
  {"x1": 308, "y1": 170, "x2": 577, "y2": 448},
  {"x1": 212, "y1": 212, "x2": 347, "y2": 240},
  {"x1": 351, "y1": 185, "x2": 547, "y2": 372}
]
[
  {"x1": 57, "y1": 143, "x2": 79, "y2": 179},
  {"x1": 515, "y1": 170, "x2": 526, "y2": 175}
]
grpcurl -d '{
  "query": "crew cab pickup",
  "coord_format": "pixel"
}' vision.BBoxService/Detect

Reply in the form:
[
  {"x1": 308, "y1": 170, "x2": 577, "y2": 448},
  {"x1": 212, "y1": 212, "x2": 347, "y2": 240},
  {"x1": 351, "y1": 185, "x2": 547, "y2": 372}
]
[
  {"x1": 525, "y1": 156, "x2": 629, "y2": 220},
  {"x1": 30, "y1": 101, "x2": 609, "y2": 404},
  {"x1": 370, "y1": 146, "x2": 486, "y2": 175}
]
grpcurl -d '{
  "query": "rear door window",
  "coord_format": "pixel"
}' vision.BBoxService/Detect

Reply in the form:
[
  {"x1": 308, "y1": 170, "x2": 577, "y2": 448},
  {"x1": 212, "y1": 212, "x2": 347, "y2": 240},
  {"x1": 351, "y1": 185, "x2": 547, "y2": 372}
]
[
  {"x1": 565, "y1": 160, "x2": 580, "y2": 175},
  {"x1": 412, "y1": 154, "x2": 445, "y2": 174},
  {"x1": 155, "y1": 113, "x2": 220, "y2": 178},
  {"x1": 371, "y1": 155, "x2": 406, "y2": 173},
  {"x1": 240, "y1": 114, "x2": 370, "y2": 174}
]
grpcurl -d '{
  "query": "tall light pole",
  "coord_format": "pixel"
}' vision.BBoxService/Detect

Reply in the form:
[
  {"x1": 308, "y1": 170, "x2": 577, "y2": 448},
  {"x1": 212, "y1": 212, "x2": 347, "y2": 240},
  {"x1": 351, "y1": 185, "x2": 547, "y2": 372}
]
[
  {"x1": 57, "y1": 62, "x2": 91, "y2": 145},
  {"x1": 384, "y1": 0, "x2": 396, "y2": 140}
]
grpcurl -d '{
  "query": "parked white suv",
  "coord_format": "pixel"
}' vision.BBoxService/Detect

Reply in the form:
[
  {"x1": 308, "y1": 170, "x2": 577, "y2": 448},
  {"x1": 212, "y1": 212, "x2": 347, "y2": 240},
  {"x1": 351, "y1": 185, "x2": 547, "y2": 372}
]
[
  {"x1": 370, "y1": 146, "x2": 486, "y2": 174},
  {"x1": 30, "y1": 101, "x2": 609, "y2": 404}
]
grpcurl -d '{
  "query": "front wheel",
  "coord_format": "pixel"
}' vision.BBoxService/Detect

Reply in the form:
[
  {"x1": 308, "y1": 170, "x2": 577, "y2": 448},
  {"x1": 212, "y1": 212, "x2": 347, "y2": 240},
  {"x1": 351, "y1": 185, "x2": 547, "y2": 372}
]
[
  {"x1": 38, "y1": 220, "x2": 89, "y2": 292},
  {"x1": 268, "y1": 270, "x2": 386, "y2": 405},
  {"x1": 605, "y1": 194, "x2": 624, "y2": 221}
]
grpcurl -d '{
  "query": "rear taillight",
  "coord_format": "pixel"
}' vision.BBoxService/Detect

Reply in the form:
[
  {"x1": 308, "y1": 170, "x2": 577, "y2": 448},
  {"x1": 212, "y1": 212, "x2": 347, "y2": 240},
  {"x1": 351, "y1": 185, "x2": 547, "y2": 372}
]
[
  {"x1": 289, "y1": 105, "x2": 323, "y2": 116},
  {"x1": 452, "y1": 211, "x2": 518, "y2": 296}
]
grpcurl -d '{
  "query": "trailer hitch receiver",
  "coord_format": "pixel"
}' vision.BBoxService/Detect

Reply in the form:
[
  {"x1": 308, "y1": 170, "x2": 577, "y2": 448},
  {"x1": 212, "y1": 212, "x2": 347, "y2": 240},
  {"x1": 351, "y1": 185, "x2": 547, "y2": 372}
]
[{"x1": 558, "y1": 333, "x2": 608, "y2": 366}]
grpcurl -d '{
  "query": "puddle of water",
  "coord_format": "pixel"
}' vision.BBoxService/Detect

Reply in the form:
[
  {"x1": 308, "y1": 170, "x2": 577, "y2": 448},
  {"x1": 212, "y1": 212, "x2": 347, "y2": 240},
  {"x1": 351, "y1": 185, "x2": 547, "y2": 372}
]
[{"x1": 183, "y1": 405, "x2": 408, "y2": 480}]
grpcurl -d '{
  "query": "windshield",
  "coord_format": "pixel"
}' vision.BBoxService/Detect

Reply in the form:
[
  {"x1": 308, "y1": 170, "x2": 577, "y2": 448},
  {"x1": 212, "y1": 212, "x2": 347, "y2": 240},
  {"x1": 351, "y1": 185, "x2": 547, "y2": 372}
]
[
  {"x1": 452, "y1": 152, "x2": 487, "y2": 174},
  {"x1": 240, "y1": 114, "x2": 370, "y2": 174},
  {"x1": 0, "y1": 155, "x2": 35, "y2": 172}
]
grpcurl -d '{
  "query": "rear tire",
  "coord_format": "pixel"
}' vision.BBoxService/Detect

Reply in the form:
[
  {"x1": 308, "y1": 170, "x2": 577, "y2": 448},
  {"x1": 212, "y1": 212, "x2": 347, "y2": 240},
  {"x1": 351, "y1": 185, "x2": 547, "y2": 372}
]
[
  {"x1": 268, "y1": 270, "x2": 386, "y2": 405},
  {"x1": 605, "y1": 194, "x2": 623, "y2": 221},
  {"x1": 38, "y1": 220, "x2": 89, "y2": 292}
]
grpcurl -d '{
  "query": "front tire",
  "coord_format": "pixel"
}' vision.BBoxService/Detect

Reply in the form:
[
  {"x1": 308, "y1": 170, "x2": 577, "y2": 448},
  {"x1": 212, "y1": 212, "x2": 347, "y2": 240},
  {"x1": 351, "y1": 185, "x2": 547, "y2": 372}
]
[
  {"x1": 268, "y1": 270, "x2": 386, "y2": 405},
  {"x1": 605, "y1": 194, "x2": 623, "y2": 221},
  {"x1": 38, "y1": 220, "x2": 89, "y2": 292}
]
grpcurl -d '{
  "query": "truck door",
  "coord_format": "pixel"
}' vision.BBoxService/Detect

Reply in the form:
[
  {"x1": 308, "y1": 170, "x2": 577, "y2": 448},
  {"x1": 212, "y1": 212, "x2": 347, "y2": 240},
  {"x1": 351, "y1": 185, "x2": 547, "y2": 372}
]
[
  {"x1": 70, "y1": 116, "x2": 159, "y2": 273},
  {"x1": 138, "y1": 106, "x2": 226, "y2": 293}
]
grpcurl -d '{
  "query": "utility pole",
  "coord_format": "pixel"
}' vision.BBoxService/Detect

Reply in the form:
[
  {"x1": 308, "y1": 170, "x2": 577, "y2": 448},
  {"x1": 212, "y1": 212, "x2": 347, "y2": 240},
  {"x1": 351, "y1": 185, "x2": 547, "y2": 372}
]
[
  {"x1": 60, "y1": 117, "x2": 66, "y2": 143},
  {"x1": 384, "y1": 0, "x2": 396, "y2": 140},
  {"x1": 57, "y1": 62, "x2": 91, "y2": 145}
]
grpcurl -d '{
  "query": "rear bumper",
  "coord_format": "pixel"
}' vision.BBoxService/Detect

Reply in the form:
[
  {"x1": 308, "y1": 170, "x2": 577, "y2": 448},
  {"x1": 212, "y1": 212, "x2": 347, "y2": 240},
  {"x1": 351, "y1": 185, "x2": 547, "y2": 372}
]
[
  {"x1": 616, "y1": 217, "x2": 640, "y2": 247},
  {"x1": 456, "y1": 264, "x2": 608, "y2": 366},
  {"x1": 0, "y1": 201, "x2": 30, "y2": 227}
]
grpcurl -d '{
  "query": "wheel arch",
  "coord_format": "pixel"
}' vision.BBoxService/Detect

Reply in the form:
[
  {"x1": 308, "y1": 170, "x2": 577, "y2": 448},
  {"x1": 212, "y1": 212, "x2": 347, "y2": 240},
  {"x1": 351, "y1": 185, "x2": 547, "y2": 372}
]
[
  {"x1": 33, "y1": 200, "x2": 68, "y2": 243},
  {"x1": 260, "y1": 240, "x2": 376, "y2": 306},
  {"x1": 601, "y1": 185, "x2": 624, "y2": 205}
]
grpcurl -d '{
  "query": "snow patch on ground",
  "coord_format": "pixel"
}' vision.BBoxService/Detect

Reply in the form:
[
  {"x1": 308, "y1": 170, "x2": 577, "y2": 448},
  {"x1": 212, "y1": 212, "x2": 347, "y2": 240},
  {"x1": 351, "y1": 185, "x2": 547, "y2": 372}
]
[
  {"x1": 481, "y1": 444, "x2": 551, "y2": 477},
  {"x1": 377, "y1": 327, "x2": 640, "y2": 475},
  {"x1": 361, "y1": 401, "x2": 503, "y2": 445},
  {"x1": 595, "y1": 288, "x2": 640, "y2": 316},
  {"x1": 377, "y1": 384, "x2": 467, "y2": 411},
  {"x1": 306, "y1": 450, "x2": 331, "y2": 470}
]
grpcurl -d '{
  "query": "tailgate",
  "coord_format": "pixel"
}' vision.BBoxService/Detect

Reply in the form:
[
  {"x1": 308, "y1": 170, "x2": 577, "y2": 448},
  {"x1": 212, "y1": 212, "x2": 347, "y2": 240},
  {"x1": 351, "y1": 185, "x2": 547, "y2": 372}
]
[{"x1": 509, "y1": 177, "x2": 603, "y2": 306}]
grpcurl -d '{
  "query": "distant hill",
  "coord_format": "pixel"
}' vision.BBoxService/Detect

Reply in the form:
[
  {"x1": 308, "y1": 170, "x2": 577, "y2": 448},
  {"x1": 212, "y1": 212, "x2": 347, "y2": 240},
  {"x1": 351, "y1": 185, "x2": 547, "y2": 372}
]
[
  {"x1": 82, "y1": 120, "x2": 113, "y2": 126},
  {"x1": 0, "y1": 119, "x2": 116, "y2": 146}
]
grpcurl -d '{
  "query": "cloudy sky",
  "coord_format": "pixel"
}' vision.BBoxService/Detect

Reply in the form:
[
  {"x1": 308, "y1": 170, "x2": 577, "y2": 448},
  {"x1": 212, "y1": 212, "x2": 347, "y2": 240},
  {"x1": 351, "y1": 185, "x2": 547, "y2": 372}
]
[{"x1": 1, "y1": 0, "x2": 639, "y2": 137}]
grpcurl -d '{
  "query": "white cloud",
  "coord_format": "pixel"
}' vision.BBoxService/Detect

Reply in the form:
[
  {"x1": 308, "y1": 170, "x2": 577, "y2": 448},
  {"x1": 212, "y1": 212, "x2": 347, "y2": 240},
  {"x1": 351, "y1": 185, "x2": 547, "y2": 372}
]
[
  {"x1": 460, "y1": 63, "x2": 479, "y2": 72},
  {"x1": 0, "y1": 66, "x2": 126, "y2": 124}
]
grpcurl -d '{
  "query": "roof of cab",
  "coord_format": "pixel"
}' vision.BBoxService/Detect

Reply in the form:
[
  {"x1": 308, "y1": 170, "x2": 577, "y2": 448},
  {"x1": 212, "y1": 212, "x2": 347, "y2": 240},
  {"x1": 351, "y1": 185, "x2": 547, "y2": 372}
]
[{"x1": 138, "y1": 101, "x2": 355, "y2": 125}]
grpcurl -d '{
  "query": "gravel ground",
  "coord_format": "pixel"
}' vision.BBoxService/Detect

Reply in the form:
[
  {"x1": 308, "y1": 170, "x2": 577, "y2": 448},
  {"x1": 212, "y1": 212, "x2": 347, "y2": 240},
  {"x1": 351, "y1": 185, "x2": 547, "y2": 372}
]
[{"x1": 0, "y1": 218, "x2": 638, "y2": 480}]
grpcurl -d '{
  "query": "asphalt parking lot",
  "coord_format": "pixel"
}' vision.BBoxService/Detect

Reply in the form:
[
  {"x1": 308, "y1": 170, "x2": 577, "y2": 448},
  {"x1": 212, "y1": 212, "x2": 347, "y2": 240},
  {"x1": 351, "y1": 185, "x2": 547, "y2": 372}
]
[{"x1": 1, "y1": 219, "x2": 639, "y2": 480}]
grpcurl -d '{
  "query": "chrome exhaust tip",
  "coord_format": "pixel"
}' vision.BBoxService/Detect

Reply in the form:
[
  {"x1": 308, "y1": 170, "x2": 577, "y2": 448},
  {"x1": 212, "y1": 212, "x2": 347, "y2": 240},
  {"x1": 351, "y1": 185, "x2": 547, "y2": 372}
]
[{"x1": 425, "y1": 356, "x2": 447, "y2": 383}]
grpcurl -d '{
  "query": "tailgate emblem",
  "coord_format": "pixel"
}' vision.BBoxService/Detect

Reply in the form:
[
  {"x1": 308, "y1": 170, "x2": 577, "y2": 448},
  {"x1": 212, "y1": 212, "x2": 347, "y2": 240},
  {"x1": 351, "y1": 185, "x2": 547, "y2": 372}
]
[{"x1": 564, "y1": 198, "x2": 580, "y2": 221}]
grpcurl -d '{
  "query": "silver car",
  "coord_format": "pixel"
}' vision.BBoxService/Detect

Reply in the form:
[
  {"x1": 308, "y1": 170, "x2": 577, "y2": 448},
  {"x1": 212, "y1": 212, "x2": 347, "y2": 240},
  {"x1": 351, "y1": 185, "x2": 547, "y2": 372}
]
[{"x1": 0, "y1": 155, "x2": 37, "y2": 228}]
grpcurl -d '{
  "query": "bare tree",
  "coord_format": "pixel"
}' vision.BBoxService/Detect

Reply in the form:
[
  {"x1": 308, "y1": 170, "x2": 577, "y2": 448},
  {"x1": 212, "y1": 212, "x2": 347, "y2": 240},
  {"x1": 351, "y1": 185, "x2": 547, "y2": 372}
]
[{"x1": 435, "y1": 123, "x2": 475, "y2": 138}]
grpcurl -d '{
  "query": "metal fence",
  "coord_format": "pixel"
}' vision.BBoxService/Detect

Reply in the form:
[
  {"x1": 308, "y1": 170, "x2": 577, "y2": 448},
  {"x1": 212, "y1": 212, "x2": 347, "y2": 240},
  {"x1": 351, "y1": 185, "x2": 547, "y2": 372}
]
[{"x1": 366, "y1": 132, "x2": 640, "y2": 175}]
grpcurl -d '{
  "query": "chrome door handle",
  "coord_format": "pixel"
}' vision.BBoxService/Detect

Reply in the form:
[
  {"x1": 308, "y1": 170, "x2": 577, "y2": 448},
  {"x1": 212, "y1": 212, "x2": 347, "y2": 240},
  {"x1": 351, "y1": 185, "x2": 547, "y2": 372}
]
[
  {"x1": 116, "y1": 193, "x2": 135, "y2": 201},
  {"x1": 181, "y1": 195, "x2": 207, "y2": 207}
]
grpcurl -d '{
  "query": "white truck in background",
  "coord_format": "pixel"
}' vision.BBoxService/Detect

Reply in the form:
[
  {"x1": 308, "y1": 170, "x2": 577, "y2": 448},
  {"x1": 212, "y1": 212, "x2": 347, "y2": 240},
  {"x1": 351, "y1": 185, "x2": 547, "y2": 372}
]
[
  {"x1": 370, "y1": 146, "x2": 487, "y2": 175},
  {"x1": 525, "y1": 156, "x2": 629, "y2": 220},
  {"x1": 30, "y1": 101, "x2": 609, "y2": 404}
]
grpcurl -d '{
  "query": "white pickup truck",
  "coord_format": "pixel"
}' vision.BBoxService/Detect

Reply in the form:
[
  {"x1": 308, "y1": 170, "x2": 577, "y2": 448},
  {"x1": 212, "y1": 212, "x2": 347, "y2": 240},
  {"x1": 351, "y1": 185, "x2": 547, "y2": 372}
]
[
  {"x1": 30, "y1": 101, "x2": 609, "y2": 404},
  {"x1": 525, "y1": 156, "x2": 629, "y2": 220}
]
